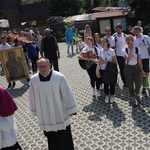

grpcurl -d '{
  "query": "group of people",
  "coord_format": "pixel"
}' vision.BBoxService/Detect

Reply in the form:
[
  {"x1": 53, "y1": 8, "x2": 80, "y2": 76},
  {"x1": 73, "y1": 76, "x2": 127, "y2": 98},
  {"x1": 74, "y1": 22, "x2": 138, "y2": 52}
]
[
  {"x1": 0, "y1": 27, "x2": 61, "y2": 89},
  {"x1": 0, "y1": 57, "x2": 78, "y2": 150},
  {"x1": 0, "y1": 26, "x2": 78, "y2": 150},
  {"x1": 0, "y1": 20, "x2": 149, "y2": 150},
  {"x1": 65, "y1": 24, "x2": 93, "y2": 55},
  {"x1": 78, "y1": 22, "x2": 150, "y2": 107}
]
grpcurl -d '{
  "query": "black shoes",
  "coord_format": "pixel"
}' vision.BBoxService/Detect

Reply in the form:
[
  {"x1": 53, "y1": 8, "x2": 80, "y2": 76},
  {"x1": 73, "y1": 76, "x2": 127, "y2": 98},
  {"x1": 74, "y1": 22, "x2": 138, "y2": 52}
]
[
  {"x1": 123, "y1": 83, "x2": 128, "y2": 87},
  {"x1": 141, "y1": 88, "x2": 146, "y2": 95},
  {"x1": 7, "y1": 82, "x2": 12, "y2": 89},
  {"x1": 132, "y1": 99, "x2": 139, "y2": 107},
  {"x1": 7, "y1": 82, "x2": 16, "y2": 89},
  {"x1": 129, "y1": 98, "x2": 140, "y2": 107},
  {"x1": 12, "y1": 82, "x2": 16, "y2": 88}
]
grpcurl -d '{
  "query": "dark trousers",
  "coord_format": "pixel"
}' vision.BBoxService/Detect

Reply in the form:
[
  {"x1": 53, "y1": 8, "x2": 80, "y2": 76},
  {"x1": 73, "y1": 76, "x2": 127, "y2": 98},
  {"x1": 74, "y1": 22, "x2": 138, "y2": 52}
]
[
  {"x1": 1, "y1": 142, "x2": 22, "y2": 150},
  {"x1": 124, "y1": 64, "x2": 141, "y2": 97},
  {"x1": 104, "y1": 84, "x2": 115, "y2": 95},
  {"x1": 87, "y1": 64, "x2": 102, "y2": 90},
  {"x1": 100, "y1": 70, "x2": 115, "y2": 95},
  {"x1": 44, "y1": 125, "x2": 74, "y2": 150},
  {"x1": 30, "y1": 56, "x2": 38, "y2": 72},
  {"x1": 49, "y1": 57, "x2": 59, "y2": 72},
  {"x1": 117, "y1": 56, "x2": 126, "y2": 84}
]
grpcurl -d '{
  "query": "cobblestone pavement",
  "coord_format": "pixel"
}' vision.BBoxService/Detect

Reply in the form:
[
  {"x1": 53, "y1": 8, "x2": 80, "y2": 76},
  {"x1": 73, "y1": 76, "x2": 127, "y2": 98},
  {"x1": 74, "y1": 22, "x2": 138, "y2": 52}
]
[{"x1": 0, "y1": 43, "x2": 150, "y2": 150}]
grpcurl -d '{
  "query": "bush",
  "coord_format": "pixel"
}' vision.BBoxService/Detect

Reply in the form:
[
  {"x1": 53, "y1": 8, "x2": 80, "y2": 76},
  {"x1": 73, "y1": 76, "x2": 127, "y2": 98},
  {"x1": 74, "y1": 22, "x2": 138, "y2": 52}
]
[{"x1": 144, "y1": 24, "x2": 150, "y2": 36}]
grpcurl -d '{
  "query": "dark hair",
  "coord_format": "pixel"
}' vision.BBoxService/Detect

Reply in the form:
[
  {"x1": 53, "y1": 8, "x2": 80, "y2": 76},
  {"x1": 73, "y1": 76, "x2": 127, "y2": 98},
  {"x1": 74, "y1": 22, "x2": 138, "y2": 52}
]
[
  {"x1": 0, "y1": 35, "x2": 6, "y2": 39},
  {"x1": 116, "y1": 23, "x2": 122, "y2": 29},
  {"x1": 14, "y1": 38, "x2": 19, "y2": 44},
  {"x1": 101, "y1": 37, "x2": 110, "y2": 48}
]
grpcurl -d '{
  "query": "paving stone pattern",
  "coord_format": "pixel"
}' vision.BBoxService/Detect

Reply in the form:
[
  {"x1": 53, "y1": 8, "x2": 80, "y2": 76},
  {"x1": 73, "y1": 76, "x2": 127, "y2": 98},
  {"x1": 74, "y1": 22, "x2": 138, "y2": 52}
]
[{"x1": 0, "y1": 43, "x2": 150, "y2": 150}]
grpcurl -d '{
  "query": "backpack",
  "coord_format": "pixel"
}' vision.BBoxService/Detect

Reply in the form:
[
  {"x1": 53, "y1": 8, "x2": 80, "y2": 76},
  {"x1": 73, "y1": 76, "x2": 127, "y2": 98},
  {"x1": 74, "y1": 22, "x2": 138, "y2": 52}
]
[
  {"x1": 125, "y1": 47, "x2": 138, "y2": 64},
  {"x1": 113, "y1": 33, "x2": 126, "y2": 43},
  {"x1": 142, "y1": 35, "x2": 150, "y2": 57}
]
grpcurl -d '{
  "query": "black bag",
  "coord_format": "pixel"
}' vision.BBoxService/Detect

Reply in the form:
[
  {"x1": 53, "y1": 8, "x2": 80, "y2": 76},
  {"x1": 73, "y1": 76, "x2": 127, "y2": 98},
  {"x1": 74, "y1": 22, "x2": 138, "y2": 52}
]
[
  {"x1": 101, "y1": 62, "x2": 118, "y2": 85},
  {"x1": 78, "y1": 59, "x2": 94, "y2": 70}
]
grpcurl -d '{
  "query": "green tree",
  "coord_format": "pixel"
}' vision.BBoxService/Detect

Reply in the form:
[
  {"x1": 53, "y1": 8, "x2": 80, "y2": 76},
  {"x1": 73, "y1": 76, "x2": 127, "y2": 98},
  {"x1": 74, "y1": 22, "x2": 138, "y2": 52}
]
[
  {"x1": 129, "y1": 0, "x2": 150, "y2": 33},
  {"x1": 130, "y1": 0, "x2": 150, "y2": 20},
  {"x1": 48, "y1": 0, "x2": 84, "y2": 17}
]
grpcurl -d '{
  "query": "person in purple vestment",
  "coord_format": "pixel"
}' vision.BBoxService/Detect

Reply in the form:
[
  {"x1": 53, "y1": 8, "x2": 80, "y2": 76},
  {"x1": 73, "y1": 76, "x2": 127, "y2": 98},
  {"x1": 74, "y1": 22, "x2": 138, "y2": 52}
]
[{"x1": 0, "y1": 86, "x2": 22, "y2": 150}]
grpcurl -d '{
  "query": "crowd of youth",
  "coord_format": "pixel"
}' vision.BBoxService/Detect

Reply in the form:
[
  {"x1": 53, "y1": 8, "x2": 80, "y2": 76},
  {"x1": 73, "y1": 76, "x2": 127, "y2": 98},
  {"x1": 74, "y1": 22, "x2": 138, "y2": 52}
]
[{"x1": 77, "y1": 23, "x2": 150, "y2": 107}]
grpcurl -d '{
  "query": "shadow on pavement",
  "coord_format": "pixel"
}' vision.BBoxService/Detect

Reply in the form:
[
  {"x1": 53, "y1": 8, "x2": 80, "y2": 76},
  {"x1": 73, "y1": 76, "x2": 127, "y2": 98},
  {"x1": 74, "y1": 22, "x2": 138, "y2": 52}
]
[
  {"x1": 83, "y1": 97, "x2": 126, "y2": 128},
  {"x1": 7, "y1": 84, "x2": 29, "y2": 98},
  {"x1": 131, "y1": 105, "x2": 150, "y2": 133}
]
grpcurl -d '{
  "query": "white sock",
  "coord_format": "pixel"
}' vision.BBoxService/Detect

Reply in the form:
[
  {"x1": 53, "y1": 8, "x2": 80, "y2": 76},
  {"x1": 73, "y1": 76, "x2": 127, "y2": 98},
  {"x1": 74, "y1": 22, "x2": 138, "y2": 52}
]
[
  {"x1": 97, "y1": 90, "x2": 101, "y2": 96},
  {"x1": 92, "y1": 88, "x2": 95, "y2": 95}
]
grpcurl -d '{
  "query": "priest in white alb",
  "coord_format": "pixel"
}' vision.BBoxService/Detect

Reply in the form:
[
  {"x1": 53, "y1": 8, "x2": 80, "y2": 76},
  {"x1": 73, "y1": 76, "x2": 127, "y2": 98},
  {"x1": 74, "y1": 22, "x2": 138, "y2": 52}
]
[{"x1": 28, "y1": 57, "x2": 78, "y2": 150}]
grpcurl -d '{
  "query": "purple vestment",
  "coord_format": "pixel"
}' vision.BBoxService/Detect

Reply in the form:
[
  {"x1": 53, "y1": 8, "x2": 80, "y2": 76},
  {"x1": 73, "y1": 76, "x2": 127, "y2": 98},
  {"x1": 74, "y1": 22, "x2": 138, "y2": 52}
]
[{"x1": 0, "y1": 86, "x2": 18, "y2": 117}]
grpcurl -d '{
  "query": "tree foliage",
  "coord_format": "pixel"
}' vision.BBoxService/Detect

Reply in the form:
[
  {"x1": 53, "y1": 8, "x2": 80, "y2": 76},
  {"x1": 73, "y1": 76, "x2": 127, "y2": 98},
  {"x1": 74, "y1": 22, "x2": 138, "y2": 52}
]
[
  {"x1": 48, "y1": 0, "x2": 84, "y2": 16},
  {"x1": 130, "y1": 0, "x2": 150, "y2": 20},
  {"x1": 129, "y1": 0, "x2": 150, "y2": 33},
  {"x1": 21, "y1": 0, "x2": 150, "y2": 31}
]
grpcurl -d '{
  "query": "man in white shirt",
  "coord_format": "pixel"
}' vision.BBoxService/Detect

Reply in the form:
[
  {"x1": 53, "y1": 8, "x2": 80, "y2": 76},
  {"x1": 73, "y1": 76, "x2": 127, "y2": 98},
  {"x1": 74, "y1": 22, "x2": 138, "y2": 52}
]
[
  {"x1": 113, "y1": 23, "x2": 127, "y2": 87},
  {"x1": 0, "y1": 35, "x2": 11, "y2": 72},
  {"x1": 133, "y1": 26, "x2": 150, "y2": 94},
  {"x1": 0, "y1": 35, "x2": 11, "y2": 50},
  {"x1": 122, "y1": 35, "x2": 144, "y2": 107},
  {"x1": 104, "y1": 27, "x2": 115, "y2": 49},
  {"x1": 28, "y1": 57, "x2": 78, "y2": 150}
]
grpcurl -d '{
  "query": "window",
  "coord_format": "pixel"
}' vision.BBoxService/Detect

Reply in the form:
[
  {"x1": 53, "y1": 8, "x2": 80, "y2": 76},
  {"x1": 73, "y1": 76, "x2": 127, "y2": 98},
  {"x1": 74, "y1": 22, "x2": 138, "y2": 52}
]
[
  {"x1": 113, "y1": 18, "x2": 126, "y2": 31},
  {"x1": 99, "y1": 20, "x2": 111, "y2": 34}
]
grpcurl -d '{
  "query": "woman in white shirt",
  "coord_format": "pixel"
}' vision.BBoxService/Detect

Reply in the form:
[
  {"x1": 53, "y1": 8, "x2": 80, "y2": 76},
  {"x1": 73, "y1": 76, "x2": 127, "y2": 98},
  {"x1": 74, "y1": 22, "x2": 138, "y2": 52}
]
[
  {"x1": 78, "y1": 36, "x2": 101, "y2": 97},
  {"x1": 122, "y1": 34, "x2": 144, "y2": 107},
  {"x1": 93, "y1": 33, "x2": 102, "y2": 50},
  {"x1": 99, "y1": 37, "x2": 117, "y2": 103},
  {"x1": 84, "y1": 24, "x2": 92, "y2": 43}
]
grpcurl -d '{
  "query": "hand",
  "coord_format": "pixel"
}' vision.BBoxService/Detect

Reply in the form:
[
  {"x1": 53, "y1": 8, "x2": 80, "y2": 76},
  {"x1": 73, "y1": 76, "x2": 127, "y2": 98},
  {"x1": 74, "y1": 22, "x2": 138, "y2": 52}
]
[
  {"x1": 86, "y1": 57, "x2": 90, "y2": 61},
  {"x1": 101, "y1": 60, "x2": 107, "y2": 64},
  {"x1": 57, "y1": 54, "x2": 60, "y2": 59},
  {"x1": 141, "y1": 70, "x2": 146, "y2": 77}
]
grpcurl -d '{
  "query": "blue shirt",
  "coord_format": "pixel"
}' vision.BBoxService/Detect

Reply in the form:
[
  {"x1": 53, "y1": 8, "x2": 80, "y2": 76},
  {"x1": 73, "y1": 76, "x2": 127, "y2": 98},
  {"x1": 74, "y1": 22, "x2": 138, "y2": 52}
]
[
  {"x1": 27, "y1": 40, "x2": 37, "y2": 57},
  {"x1": 65, "y1": 28, "x2": 74, "y2": 43}
]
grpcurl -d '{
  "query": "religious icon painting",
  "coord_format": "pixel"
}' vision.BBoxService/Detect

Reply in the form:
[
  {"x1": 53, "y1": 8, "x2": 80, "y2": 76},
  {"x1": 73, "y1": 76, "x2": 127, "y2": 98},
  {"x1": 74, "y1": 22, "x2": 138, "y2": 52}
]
[{"x1": 0, "y1": 46, "x2": 29, "y2": 82}]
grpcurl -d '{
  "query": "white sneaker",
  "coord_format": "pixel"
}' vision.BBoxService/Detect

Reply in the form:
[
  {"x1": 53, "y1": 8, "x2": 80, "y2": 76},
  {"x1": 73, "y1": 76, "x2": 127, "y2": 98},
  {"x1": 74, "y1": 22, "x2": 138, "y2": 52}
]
[
  {"x1": 105, "y1": 96, "x2": 109, "y2": 103},
  {"x1": 97, "y1": 90, "x2": 101, "y2": 97},
  {"x1": 110, "y1": 96, "x2": 115, "y2": 103}
]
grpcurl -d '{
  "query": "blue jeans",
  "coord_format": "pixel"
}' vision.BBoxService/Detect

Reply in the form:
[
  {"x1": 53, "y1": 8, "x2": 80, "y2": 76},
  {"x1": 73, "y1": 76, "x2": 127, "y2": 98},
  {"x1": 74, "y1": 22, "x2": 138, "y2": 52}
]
[{"x1": 67, "y1": 40, "x2": 74, "y2": 53}]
